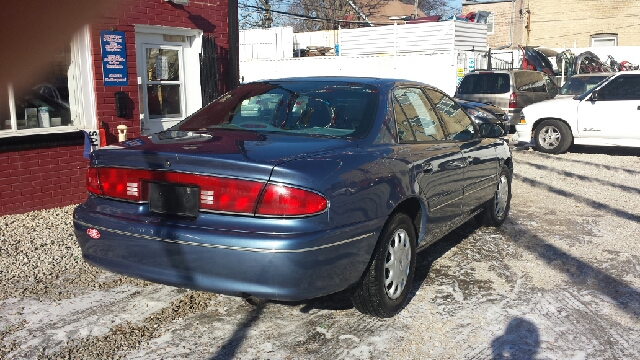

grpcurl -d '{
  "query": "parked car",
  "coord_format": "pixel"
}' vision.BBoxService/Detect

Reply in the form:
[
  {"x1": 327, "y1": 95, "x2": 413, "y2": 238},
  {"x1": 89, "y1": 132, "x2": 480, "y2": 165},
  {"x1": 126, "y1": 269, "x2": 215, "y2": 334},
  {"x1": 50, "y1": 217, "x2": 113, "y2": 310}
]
[
  {"x1": 74, "y1": 77, "x2": 512, "y2": 318},
  {"x1": 457, "y1": 99, "x2": 510, "y2": 134},
  {"x1": 455, "y1": 69, "x2": 558, "y2": 130},
  {"x1": 515, "y1": 71, "x2": 640, "y2": 153},
  {"x1": 556, "y1": 73, "x2": 613, "y2": 99}
]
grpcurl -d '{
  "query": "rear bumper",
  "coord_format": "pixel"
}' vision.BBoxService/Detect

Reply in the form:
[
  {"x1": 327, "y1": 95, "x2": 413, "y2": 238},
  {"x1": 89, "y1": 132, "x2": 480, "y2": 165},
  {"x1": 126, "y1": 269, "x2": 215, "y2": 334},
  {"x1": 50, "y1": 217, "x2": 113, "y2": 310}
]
[
  {"x1": 506, "y1": 109, "x2": 522, "y2": 125},
  {"x1": 73, "y1": 203, "x2": 382, "y2": 301}
]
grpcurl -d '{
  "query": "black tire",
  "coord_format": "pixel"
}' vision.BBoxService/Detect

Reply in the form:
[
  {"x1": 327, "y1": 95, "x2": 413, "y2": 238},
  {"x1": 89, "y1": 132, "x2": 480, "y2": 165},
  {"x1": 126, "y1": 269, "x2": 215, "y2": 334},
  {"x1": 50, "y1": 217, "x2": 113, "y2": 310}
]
[
  {"x1": 351, "y1": 213, "x2": 416, "y2": 318},
  {"x1": 534, "y1": 119, "x2": 572, "y2": 154},
  {"x1": 476, "y1": 166, "x2": 512, "y2": 227}
]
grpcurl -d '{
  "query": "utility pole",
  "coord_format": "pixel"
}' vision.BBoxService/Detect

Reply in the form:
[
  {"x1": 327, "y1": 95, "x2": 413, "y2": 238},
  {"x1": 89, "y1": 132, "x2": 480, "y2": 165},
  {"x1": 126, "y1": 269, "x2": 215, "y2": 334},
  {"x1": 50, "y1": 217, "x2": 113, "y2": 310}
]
[{"x1": 259, "y1": 0, "x2": 273, "y2": 28}]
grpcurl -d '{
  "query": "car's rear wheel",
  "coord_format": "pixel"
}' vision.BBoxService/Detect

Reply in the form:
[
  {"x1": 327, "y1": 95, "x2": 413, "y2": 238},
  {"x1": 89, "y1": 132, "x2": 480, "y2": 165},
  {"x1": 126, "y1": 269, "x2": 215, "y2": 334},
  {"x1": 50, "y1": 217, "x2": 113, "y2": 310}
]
[
  {"x1": 534, "y1": 120, "x2": 572, "y2": 154},
  {"x1": 351, "y1": 213, "x2": 416, "y2": 318},
  {"x1": 476, "y1": 166, "x2": 511, "y2": 227}
]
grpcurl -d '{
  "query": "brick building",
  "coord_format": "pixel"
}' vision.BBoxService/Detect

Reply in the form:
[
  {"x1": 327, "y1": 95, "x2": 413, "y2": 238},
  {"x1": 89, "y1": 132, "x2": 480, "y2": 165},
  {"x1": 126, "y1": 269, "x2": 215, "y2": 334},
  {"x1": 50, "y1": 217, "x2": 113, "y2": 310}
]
[
  {"x1": 462, "y1": 0, "x2": 640, "y2": 49},
  {"x1": 0, "y1": 0, "x2": 233, "y2": 216}
]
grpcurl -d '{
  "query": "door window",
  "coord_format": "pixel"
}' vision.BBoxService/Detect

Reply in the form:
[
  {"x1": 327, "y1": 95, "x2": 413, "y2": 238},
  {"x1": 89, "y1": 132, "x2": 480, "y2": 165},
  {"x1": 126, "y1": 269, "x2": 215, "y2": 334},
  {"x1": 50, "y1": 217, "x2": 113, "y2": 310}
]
[
  {"x1": 392, "y1": 87, "x2": 445, "y2": 142},
  {"x1": 425, "y1": 89, "x2": 476, "y2": 141},
  {"x1": 597, "y1": 75, "x2": 640, "y2": 100},
  {"x1": 143, "y1": 46, "x2": 183, "y2": 118}
]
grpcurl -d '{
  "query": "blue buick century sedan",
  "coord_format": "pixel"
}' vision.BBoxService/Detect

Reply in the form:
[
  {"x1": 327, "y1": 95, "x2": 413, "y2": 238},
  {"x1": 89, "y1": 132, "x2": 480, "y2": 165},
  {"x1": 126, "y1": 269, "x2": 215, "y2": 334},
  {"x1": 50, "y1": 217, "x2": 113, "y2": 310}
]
[{"x1": 74, "y1": 77, "x2": 512, "y2": 318}]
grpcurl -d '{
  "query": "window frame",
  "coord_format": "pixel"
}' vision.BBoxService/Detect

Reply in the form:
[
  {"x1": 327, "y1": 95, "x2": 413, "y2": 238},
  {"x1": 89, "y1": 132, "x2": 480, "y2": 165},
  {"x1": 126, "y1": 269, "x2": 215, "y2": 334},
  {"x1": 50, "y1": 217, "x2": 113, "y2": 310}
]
[
  {"x1": 486, "y1": 12, "x2": 495, "y2": 35},
  {"x1": 1, "y1": 26, "x2": 96, "y2": 139},
  {"x1": 141, "y1": 44, "x2": 186, "y2": 120},
  {"x1": 590, "y1": 33, "x2": 617, "y2": 47}
]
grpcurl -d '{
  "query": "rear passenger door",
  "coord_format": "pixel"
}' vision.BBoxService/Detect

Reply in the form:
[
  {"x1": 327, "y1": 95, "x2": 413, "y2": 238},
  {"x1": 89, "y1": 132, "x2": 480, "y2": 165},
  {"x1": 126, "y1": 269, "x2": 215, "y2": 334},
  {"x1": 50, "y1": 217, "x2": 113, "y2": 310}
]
[
  {"x1": 392, "y1": 87, "x2": 464, "y2": 240},
  {"x1": 425, "y1": 88, "x2": 499, "y2": 214}
]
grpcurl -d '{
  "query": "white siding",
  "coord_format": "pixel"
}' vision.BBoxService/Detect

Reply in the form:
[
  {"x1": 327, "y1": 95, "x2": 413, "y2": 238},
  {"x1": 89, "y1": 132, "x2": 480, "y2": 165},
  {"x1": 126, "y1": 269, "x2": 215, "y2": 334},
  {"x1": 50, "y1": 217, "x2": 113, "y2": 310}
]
[{"x1": 338, "y1": 22, "x2": 487, "y2": 56}]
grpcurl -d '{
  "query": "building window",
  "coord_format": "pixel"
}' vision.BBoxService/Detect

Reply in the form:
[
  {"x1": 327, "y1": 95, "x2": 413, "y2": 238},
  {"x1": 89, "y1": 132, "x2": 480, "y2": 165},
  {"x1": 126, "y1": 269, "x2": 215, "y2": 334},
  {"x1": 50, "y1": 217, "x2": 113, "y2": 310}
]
[
  {"x1": 591, "y1": 33, "x2": 617, "y2": 47},
  {"x1": 1, "y1": 26, "x2": 96, "y2": 137},
  {"x1": 487, "y1": 13, "x2": 495, "y2": 35},
  {"x1": 144, "y1": 46, "x2": 184, "y2": 119}
]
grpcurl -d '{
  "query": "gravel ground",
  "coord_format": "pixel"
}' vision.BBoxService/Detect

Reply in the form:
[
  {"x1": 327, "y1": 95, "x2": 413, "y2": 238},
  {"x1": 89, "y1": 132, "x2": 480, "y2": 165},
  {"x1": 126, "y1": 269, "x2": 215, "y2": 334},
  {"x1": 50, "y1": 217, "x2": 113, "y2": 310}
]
[{"x1": 1, "y1": 144, "x2": 639, "y2": 359}]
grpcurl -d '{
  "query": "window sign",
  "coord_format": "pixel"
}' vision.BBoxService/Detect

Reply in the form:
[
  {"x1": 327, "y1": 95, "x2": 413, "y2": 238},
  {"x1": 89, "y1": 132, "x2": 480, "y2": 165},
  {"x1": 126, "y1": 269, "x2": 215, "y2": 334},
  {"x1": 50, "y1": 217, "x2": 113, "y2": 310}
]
[
  {"x1": 156, "y1": 56, "x2": 169, "y2": 80},
  {"x1": 100, "y1": 30, "x2": 128, "y2": 86}
]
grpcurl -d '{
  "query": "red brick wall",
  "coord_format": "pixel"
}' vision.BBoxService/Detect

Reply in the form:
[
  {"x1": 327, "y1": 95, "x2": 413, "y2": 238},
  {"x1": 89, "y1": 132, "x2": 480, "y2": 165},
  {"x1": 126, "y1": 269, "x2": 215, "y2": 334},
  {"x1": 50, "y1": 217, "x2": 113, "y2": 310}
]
[
  {"x1": 93, "y1": 0, "x2": 230, "y2": 142},
  {"x1": 1, "y1": 0, "x2": 230, "y2": 216},
  {"x1": 0, "y1": 145, "x2": 88, "y2": 216}
]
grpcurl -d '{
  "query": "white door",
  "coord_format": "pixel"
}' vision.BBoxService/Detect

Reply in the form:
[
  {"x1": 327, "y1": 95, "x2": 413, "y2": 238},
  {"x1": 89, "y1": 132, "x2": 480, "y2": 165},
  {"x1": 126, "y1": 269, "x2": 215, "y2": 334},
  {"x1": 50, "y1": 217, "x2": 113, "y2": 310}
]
[
  {"x1": 577, "y1": 74, "x2": 640, "y2": 142},
  {"x1": 135, "y1": 27, "x2": 203, "y2": 136}
]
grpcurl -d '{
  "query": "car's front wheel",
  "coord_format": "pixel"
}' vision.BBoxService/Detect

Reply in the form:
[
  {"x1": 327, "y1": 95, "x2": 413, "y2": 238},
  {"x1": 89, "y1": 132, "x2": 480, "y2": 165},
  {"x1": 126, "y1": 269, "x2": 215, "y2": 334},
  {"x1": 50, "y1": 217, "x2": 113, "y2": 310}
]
[
  {"x1": 351, "y1": 213, "x2": 416, "y2": 318},
  {"x1": 534, "y1": 119, "x2": 572, "y2": 154}
]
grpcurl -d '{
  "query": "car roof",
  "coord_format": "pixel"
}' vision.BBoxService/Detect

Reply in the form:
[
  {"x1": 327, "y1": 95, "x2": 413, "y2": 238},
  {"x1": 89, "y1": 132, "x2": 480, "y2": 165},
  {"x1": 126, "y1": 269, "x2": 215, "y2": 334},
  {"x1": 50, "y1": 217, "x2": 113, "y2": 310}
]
[
  {"x1": 467, "y1": 69, "x2": 543, "y2": 74},
  {"x1": 253, "y1": 76, "x2": 424, "y2": 86},
  {"x1": 569, "y1": 72, "x2": 614, "y2": 78}
]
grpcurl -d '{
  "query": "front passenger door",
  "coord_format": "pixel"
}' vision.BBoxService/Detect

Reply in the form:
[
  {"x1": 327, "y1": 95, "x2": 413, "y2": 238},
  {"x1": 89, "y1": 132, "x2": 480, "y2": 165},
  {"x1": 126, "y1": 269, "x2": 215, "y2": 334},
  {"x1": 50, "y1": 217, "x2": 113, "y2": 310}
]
[
  {"x1": 425, "y1": 89, "x2": 499, "y2": 214},
  {"x1": 577, "y1": 74, "x2": 640, "y2": 141},
  {"x1": 392, "y1": 87, "x2": 464, "y2": 241}
]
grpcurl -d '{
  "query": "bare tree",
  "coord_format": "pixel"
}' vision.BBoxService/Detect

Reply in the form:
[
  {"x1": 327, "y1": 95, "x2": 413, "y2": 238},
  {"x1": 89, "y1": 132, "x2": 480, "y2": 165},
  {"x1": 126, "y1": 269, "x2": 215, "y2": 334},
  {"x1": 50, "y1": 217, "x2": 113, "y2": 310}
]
[{"x1": 239, "y1": 0, "x2": 459, "y2": 31}]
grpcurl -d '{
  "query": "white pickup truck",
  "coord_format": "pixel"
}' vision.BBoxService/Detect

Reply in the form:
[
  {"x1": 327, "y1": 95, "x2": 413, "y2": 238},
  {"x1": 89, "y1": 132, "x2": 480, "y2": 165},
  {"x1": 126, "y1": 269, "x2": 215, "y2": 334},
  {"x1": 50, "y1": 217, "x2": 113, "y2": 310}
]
[{"x1": 514, "y1": 71, "x2": 640, "y2": 154}]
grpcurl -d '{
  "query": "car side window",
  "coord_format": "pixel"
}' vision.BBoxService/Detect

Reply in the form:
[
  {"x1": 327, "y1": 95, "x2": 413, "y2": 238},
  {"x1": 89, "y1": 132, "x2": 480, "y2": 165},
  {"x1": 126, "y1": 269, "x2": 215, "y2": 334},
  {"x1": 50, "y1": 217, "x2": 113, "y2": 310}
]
[
  {"x1": 392, "y1": 87, "x2": 445, "y2": 142},
  {"x1": 597, "y1": 75, "x2": 640, "y2": 100},
  {"x1": 424, "y1": 89, "x2": 476, "y2": 141}
]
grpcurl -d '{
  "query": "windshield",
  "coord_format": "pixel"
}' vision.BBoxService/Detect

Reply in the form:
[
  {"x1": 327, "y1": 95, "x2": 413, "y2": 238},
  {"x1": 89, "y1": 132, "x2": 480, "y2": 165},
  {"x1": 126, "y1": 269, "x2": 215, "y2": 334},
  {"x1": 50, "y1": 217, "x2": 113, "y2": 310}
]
[
  {"x1": 175, "y1": 81, "x2": 379, "y2": 139},
  {"x1": 560, "y1": 75, "x2": 610, "y2": 95}
]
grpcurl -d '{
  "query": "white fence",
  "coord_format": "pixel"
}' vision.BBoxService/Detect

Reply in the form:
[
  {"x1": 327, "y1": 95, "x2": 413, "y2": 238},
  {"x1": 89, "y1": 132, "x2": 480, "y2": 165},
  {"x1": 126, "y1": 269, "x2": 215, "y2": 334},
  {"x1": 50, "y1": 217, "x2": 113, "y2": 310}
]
[
  {"x1": 239, "y1": 27, "x2": 294, "y2": 61},
  {"x1": 240, "y1": 52, "x2": 460, "y2": 95}
]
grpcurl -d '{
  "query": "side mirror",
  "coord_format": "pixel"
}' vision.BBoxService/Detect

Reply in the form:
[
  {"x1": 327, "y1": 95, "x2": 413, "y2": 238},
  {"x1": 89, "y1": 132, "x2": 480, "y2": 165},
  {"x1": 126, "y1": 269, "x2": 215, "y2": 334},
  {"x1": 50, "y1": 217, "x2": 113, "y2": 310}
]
[
  {"x1": 590, "y1": 90, "x2": 599, "y2": 101},
  {"x1": 479, "y1": 123, "x2": 504, "y2": 138}
]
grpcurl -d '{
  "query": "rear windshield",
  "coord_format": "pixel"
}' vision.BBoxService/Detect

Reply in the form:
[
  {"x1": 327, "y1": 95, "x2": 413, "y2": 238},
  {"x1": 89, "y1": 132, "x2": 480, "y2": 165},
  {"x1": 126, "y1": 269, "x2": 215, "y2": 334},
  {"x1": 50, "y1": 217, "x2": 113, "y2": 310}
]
[
  {"x1": 457, "y1": 73, "x2": 510, "y2": 94},
  {"x1": 175, "y1": 81, "x2": 379, "y2": 139},
  {"x1": 514, "y1": 71, "x2": 546, "y2": 92},
  {"x1": 560, "y1": 75, "x2": 610, "y2": 95}
]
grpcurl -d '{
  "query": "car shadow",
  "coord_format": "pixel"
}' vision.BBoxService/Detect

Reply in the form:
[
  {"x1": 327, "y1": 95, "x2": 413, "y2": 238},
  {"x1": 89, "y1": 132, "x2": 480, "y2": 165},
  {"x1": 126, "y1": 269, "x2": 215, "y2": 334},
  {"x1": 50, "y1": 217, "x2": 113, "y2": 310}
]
[
  {"x1": 568, "y1": 144, "x2": 640, "y2": 157},
  {"x1": 282, "y1": 219, "x2": 479, "y2": 314},
  {"x1": 408, "y1": 220, "x2": 480, "y2": 302},
  {"x1": 517, "y1": 159, "x2": 640, "y2": 195}
]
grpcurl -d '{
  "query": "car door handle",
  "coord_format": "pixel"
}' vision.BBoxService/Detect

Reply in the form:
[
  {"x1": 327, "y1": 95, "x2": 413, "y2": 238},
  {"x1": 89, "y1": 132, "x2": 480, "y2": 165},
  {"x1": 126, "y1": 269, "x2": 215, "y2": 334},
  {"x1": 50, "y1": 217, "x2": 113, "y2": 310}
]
[
  {"x1": 637, "y1": 106, "x2": 640, "y2": 110},
  {"x1": 422, "y1": 162, "x2": 434, "y2": 173}
]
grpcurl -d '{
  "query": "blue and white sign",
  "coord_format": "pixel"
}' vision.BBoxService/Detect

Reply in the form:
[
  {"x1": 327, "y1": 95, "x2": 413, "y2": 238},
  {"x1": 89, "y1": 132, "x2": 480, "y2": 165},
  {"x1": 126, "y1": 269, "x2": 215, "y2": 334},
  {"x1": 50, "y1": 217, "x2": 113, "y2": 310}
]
[{"x1": 100, "y1": 30, "x2": 128, "y2": 86}]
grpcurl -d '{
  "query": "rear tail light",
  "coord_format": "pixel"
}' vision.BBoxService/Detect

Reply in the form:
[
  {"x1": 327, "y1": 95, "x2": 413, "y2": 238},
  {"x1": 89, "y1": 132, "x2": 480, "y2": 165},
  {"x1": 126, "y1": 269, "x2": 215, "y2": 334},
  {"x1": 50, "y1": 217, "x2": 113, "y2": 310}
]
[
  {"x1": 509, "y1": 92, "x2": 517, "y2": 108},
  {"x1": 85, "y1": 167, "x2": 327, "y2": 216},
  {"x1": 257, "y1": 183, "x2": 327, "y2": 216}
]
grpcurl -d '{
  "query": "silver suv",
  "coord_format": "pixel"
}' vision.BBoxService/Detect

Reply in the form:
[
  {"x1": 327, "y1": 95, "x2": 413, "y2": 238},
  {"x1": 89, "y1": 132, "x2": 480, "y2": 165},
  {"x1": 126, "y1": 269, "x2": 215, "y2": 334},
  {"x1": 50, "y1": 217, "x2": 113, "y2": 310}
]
[{"x1": 455, "y1": 70, "x2": 558, "y2": 130}]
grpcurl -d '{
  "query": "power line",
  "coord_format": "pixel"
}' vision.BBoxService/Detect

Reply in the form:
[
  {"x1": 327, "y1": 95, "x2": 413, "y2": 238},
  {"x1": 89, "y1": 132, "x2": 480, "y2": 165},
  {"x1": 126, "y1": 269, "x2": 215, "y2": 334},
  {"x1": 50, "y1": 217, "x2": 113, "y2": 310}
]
[{"x1": 240, "y1": 3, "x2": 399, "y2": 25}]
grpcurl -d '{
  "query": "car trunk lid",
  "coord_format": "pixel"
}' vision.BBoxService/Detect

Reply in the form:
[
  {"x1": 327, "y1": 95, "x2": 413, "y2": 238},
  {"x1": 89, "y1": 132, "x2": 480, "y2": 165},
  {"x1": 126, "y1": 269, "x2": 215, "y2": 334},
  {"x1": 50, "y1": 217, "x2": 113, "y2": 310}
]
[{"x1": 92, "y1": 129, "x2": 355, "y2": 180}]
